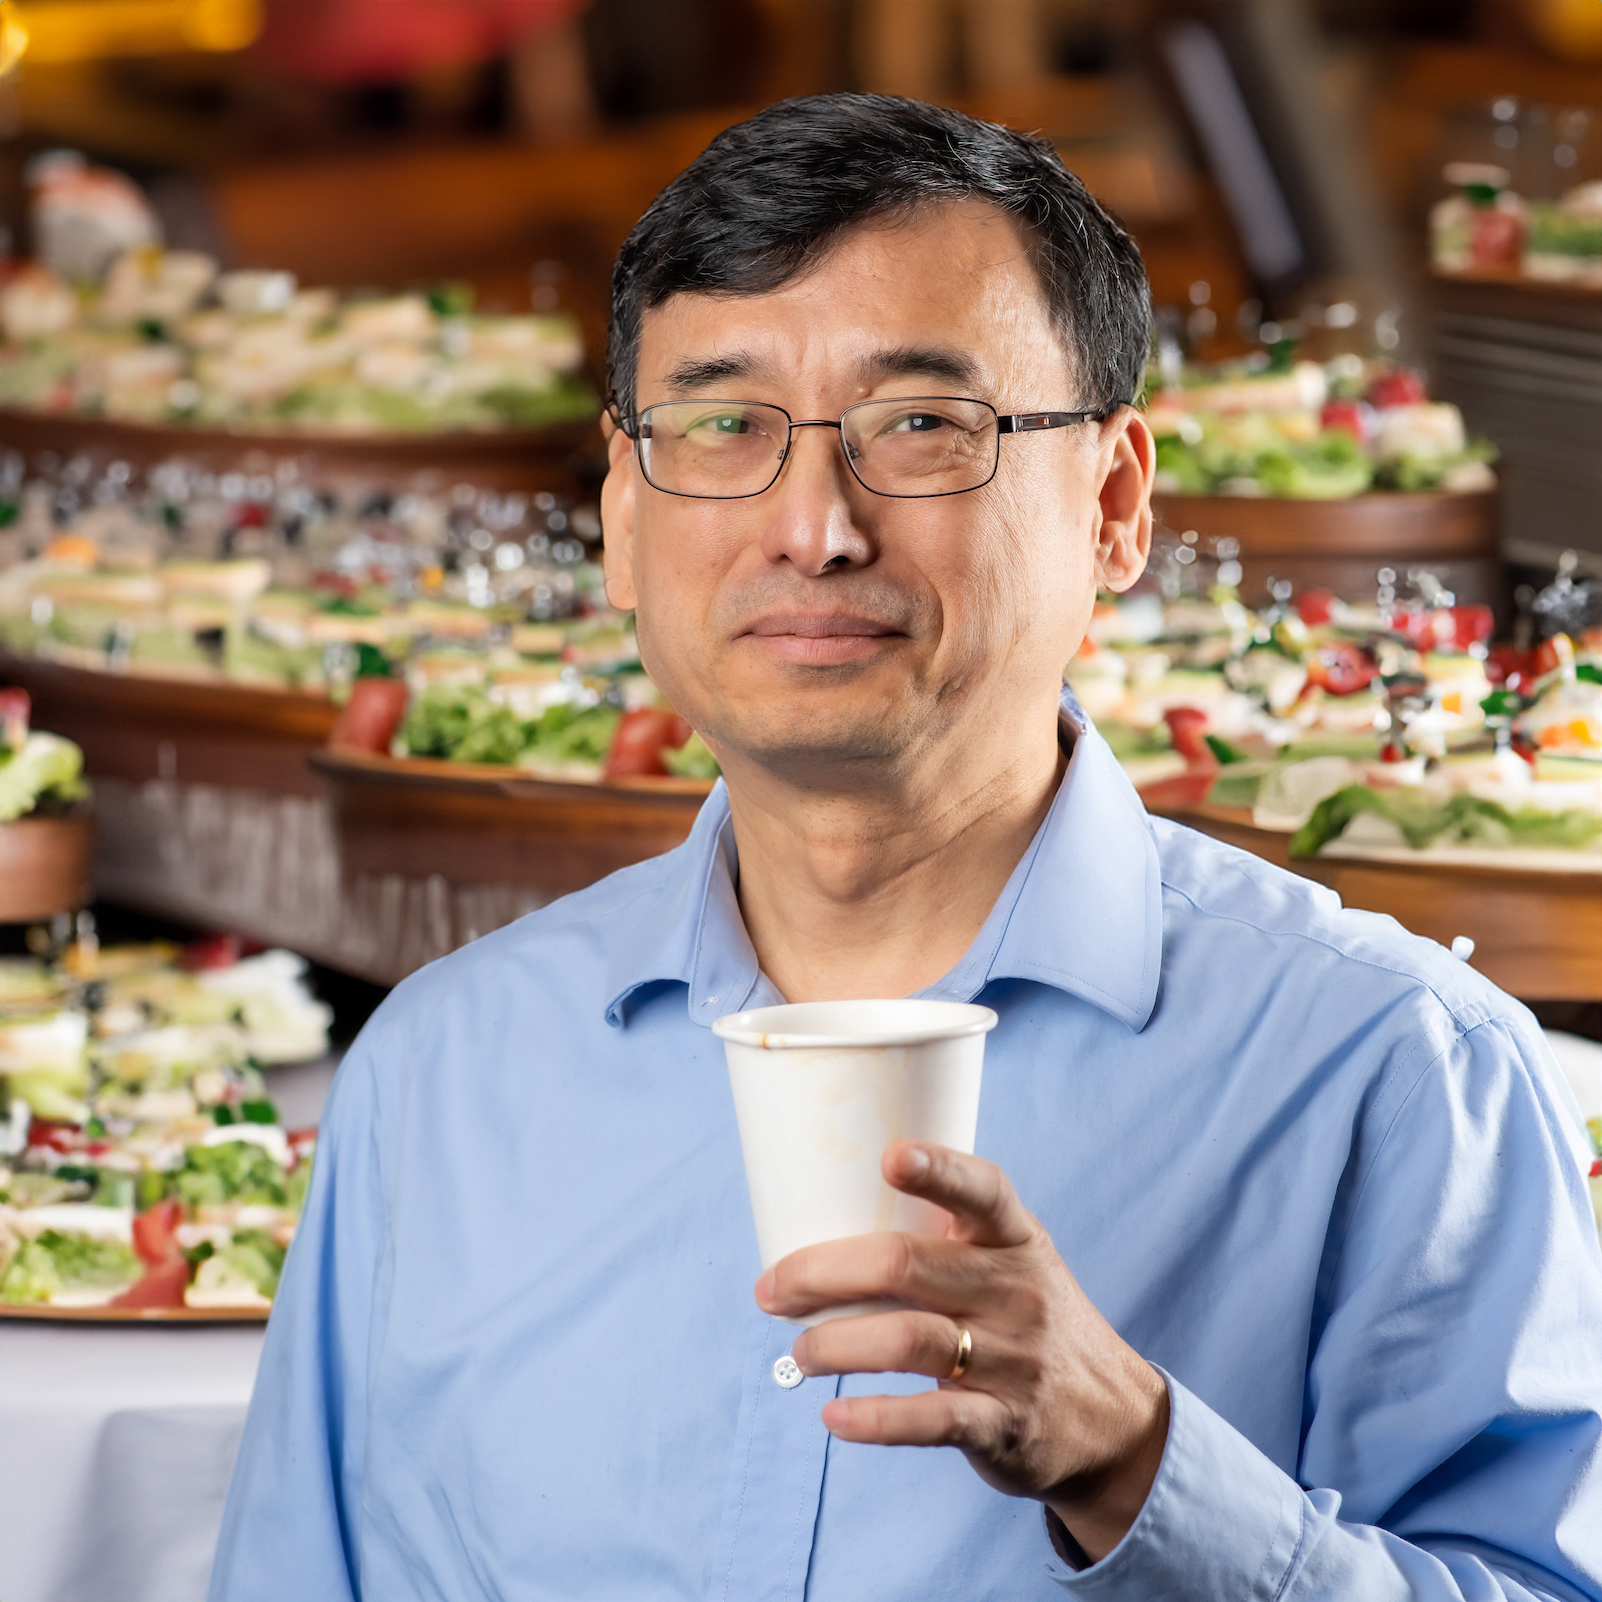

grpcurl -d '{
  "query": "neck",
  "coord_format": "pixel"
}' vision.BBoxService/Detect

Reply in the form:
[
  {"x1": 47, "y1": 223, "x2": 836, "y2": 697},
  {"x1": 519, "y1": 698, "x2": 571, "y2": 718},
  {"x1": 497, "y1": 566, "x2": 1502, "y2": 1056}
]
[{"x1": 723, "y1": 699, "x2": 1068, "y2": 1003}]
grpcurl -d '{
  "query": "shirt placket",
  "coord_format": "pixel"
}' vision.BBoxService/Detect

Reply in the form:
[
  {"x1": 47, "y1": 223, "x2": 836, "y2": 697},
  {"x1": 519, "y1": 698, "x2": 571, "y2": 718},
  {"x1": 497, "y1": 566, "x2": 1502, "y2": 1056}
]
[{"x1": 705, "y1": 1307, "x2": 842, "y2": 1602}]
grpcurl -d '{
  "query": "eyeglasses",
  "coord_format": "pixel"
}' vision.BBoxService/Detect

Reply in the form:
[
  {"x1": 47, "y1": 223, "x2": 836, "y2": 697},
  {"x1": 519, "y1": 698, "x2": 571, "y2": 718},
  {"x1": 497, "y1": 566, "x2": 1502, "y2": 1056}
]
[{"x1": 613, "y1": 396, "x2": 1100, "y2": 500}]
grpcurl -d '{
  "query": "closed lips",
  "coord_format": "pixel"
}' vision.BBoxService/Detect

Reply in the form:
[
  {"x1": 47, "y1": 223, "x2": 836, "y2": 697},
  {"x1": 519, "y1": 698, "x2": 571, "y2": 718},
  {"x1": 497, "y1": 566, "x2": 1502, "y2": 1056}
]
[{"x1": 741, "y1": 614, "x2": 902, "y2": 638}]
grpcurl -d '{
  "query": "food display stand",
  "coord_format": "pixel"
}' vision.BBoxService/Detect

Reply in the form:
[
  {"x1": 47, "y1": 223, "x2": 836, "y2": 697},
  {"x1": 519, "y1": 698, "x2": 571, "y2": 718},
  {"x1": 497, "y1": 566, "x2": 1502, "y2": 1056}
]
[
  {"x1": 0, "y1": 396, "x2": 622, "y2": 981},
  {"x1": 0, "y1": 653, "x2": 712, "y2": 986},
  {"x1": 6, "y1": 643, "x2": 1596, "y2": 996},
  {"x1": 0, "y1": 402, "x2": 1581, "y2": 998}
]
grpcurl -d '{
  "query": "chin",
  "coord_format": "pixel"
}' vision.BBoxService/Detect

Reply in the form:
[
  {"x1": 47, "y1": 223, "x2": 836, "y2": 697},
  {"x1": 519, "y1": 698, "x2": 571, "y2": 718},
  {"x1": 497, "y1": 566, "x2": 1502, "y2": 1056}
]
[{"x1": 712, "y1": 691, "x2": 927, "y2": 776}]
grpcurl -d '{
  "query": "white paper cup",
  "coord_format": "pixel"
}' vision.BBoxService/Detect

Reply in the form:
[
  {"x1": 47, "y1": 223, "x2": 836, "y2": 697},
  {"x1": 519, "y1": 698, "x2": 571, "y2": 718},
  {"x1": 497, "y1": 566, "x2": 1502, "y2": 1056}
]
[{"x1": 714, "y1": 998, "x2": 997, "y2": 1325}]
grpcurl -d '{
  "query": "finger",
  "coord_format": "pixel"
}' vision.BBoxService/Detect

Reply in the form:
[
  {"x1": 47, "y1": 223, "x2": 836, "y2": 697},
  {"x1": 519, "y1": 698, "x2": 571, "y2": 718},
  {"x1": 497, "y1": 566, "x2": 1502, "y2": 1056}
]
[
  {"x1": 793, "y1": 1309, "x2": 971, "y2": 1382},
  {"x1": 883, "y1": 1141, "x2": 1035, "y2": 1249},
  {"x1": 819, "y1": 1386, "x2": 1006, "y2": 1449},
  {"x1": 757, "y1": 1230, "x2": 984, "y2": 1319}
]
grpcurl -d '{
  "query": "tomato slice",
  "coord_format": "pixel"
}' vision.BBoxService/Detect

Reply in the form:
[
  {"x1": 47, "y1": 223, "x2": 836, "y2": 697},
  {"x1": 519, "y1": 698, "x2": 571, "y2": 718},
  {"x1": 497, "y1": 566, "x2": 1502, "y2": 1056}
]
[
  {"x1": 110, "y1": 1255, "x2": 191, "y2": 1309},
  {"x1": 1137, "y1": 768, "x2": 1219, "y2": 810},
  {"x1": 1161, "y1": 706, "x2": 1214, "y2": 766},
  {"x1": 1393, "y1": 605, "x2": 1495, "y2": 655},
  {"x1": 1318, "y1": 402, "x2": 1367, "y2": 443},
  {"x1": 1306, "y1": 643, "x2": 1376, "y2": 697},
  {"x1": 181, "y1": 932, "x2": 242, "y2": 971},
  {"x1": 132, "y1": 1197, "x2": 185, "y2": 1267},
  {"x1": 329, "y1": 676, "x2": 410, "y2": 755},
  {"x1": 602, "y1": 708, "x2": 694, "y2": 780},
  {"x1": 27, "y1": 1120, "x2": 85, "y2": 1154},
  {"x1": 1294, "y1": 590, "x2": 1336, "y2": 627},
  {"x1": 1365, "y1": 368, "x2": 1427, "y2": 409},
  {"x1": 1532, "y1": 634, "x2": 1575, "y2": 680},
  {"x1": 0, "y1": 686, "x2": 29, "y2": 746},
  {"x1": 1486, "y1": 644, "x2": 1535, "y2": 690}
]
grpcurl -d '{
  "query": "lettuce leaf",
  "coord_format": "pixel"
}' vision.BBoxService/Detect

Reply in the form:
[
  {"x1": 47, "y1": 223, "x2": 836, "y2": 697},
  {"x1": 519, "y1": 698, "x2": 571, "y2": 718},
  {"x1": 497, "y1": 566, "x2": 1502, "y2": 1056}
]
[
  {"x1": 175, "y1": 1140, "x2": 289, "y2": 1207},
  {"x1": 0, "y1": 732, "x2": 88, "y2": 822},
  {"x1": 0, "y1": 1232, "x2": 140, "y2": 1304},
  {"x1": 1253, "y1": 432, "x2": 1373, "y2": 500},
  {"x1": 401, "y1": 684, "x2": 528, "y2": 765},
  {"x1": 524, "y1": 702, "x2": 619, "y2": 767},
  {"x1": 219, "y1": 1230, "x2": 286, "y2": 1298},
  {"x1": 1290, "y1": 784, "x2": 1602, "y2": 858}
]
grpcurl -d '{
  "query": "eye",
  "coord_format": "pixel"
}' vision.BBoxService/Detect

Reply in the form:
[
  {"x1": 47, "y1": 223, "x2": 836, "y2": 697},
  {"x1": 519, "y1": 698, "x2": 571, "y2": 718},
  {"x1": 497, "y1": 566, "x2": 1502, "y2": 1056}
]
[
  {"x1": 684, "y1": 411, "x2": 751, "y2": 437},
  {"x1": 887, "y1": 411, "x2": 950, "y2": 434}
]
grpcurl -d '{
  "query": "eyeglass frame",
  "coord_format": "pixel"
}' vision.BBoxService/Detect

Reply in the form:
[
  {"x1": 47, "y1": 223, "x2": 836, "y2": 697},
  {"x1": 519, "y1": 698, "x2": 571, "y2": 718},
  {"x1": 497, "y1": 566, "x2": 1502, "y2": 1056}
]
[{"x1": 604, "y1": 393, "x2": 1111, "y2": 501}]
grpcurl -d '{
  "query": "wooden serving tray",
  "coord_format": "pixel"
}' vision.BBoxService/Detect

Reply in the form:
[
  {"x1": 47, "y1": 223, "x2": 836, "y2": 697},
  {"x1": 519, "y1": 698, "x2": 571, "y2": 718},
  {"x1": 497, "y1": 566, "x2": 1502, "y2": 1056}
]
[
  {"x1": 1151, "y1": 486, "x2": 1499, "y2": 559},
  {"x1": 0, "y1": 407, "x2": 599, "y2": 496},
  {"x1": 1155, "y1": 801, "x2": 1602, "y2": 1000},
  {"x1": 1150, "y1": 487, "x2": 1502, "y2": 610},
  {"x1": 0, "y1": 652, "x2": 339, "y2": 797},
  {"x1": 311, "y1": 746, "x2": 713, "y2": 897},
  {"x1": 0, "y1": 812, "x2": 94, "y2": 921},
  {"x1": 0, "y1": 1303, "x2": 268, "y2": 1324}
]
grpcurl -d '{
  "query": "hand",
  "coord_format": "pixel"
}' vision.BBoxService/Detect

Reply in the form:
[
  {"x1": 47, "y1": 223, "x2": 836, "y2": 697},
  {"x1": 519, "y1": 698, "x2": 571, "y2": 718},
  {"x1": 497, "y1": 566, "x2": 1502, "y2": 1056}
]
[{"x1": 754, "y1": 1140, "x2": 1170, "y2": 1564}]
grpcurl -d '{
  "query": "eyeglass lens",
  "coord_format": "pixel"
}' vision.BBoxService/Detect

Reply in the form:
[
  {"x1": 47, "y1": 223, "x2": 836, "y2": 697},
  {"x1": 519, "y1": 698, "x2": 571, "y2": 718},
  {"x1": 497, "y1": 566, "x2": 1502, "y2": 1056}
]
[{"x1": 636, "y1": 398, "x2": 1000, "y2": 499}]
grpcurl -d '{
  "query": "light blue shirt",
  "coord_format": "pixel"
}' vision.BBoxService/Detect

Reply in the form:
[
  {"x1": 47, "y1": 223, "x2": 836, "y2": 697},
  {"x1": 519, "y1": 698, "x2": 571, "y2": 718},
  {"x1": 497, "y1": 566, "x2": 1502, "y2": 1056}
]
[{"x1": 212, "y1": 702, "x2": 1602, "y2": 1601}]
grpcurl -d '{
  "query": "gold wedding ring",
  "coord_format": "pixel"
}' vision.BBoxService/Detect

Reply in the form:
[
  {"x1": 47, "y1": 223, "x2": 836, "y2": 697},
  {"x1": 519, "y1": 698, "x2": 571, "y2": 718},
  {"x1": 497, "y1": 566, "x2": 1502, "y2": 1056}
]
[{"x1": 946, "y1": 1322, "x2": 973, "y2": 1381}]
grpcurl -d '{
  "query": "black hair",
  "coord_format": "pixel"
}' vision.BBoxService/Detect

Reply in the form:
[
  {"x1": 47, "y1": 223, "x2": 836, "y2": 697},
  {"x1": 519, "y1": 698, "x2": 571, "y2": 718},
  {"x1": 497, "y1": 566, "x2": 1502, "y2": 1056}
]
[{"x1": 607, "y1": 93, "x2": 1151, "y2": 422}]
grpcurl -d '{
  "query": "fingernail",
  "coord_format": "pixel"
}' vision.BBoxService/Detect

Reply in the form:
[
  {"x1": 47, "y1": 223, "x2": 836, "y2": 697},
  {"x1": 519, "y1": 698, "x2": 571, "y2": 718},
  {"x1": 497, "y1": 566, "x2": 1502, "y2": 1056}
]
[
  {"x1": 902, "y1": 1145, "x2": 930, "y2": 1179},
  {"x1": 754, "y1": 1269, "x2": 775, "y2": 1308}
]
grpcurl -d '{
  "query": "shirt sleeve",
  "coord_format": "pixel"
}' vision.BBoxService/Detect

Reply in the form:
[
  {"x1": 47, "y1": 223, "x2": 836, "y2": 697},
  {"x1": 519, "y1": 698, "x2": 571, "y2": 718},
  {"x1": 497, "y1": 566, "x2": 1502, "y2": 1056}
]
[
  {"x1": 208, "y1": 1033, "x2": 389, "y2": 1602},
  {"x1": 1052, "y1": 1014, "x2": 1602, "y2": 1602}
]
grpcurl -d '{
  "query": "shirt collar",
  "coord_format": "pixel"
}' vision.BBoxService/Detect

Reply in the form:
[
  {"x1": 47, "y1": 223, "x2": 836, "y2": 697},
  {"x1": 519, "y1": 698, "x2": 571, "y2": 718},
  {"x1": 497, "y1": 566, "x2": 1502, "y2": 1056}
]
[
  {"x1": 980, "y1": 694, "x2": 1164, "y2": 1030},
  {"x1": 602, "y1": 691, "x2": 1163, "y2": 1033},
  {"x1": 602, "y1": 781, "x2": 761, "y2": 1028}
]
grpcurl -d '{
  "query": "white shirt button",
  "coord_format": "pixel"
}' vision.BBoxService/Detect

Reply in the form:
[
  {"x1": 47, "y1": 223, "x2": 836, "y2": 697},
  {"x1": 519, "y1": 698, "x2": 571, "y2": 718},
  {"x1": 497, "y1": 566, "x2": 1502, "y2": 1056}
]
[{"x1": 771, "y1": 1355, "x2": 804, "y2": 1389}]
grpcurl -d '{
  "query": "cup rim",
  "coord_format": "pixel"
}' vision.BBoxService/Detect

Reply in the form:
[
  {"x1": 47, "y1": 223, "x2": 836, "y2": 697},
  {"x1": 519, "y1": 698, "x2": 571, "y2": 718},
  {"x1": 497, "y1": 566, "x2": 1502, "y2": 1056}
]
[{"x1": 712, "y1": 998, "x2": 998, "y2": 1049}]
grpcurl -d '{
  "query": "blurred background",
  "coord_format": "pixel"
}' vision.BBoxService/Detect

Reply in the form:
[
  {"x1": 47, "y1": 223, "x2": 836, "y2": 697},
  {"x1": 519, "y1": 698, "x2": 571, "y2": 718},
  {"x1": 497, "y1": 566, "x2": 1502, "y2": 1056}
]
[{"x1": 2, "y1": 13, "x2": 1602, "y2": 1601}]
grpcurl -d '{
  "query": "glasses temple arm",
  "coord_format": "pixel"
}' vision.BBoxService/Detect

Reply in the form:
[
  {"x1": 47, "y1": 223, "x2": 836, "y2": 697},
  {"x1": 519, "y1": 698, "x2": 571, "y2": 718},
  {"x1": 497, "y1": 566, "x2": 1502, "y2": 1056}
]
[
  {"x1": 603, "y1": 394, "x2": 640, "y2": 438},
  {"x1": 996, "y1": 410, "x2": 1103, "y2": 433}
]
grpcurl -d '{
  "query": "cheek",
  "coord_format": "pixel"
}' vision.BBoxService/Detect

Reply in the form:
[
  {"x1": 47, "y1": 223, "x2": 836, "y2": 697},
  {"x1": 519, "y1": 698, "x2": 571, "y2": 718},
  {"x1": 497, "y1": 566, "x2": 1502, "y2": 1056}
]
[
  {"x1": 954, "y1": 458, "x2": 1090, "y2": 652},
  {"x1": 628, "y1": 510, "x2": 739, "y2": 698}
]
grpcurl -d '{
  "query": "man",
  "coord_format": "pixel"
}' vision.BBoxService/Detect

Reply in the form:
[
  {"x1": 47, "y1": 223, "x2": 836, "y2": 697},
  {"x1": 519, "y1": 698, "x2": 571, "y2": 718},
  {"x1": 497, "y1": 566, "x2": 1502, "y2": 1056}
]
[{"x1": 212, "y1": 96, "x2": 1602, "y2": 1599}]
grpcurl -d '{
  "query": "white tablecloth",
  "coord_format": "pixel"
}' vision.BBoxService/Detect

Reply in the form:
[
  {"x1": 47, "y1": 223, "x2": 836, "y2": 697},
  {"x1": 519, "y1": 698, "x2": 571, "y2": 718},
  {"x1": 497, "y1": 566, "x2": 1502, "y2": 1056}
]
[
  {"x1": 0, "y1": 1059, "x2": 335, "y2": 1602},
  {"x1": 0, "y1": 1321, "x2": 264, "y2": 1602}
]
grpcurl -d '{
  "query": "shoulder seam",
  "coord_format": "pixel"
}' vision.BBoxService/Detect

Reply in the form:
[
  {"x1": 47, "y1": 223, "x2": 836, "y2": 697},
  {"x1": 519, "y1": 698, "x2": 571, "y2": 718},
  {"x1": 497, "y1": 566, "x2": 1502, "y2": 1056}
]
[{"x1": 1157, "y1": 872, "x2": 1502, "y2": 1035}]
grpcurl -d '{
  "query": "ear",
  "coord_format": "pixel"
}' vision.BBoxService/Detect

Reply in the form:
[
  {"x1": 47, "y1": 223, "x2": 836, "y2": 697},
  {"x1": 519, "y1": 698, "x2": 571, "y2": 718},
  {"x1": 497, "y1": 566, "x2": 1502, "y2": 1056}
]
[
  {"x1": 1091, "y1": 408, "x2": 1154, "y2": 595},
  {"x1": 600, "y1": 415, "x2": 639, "y2": 611}
]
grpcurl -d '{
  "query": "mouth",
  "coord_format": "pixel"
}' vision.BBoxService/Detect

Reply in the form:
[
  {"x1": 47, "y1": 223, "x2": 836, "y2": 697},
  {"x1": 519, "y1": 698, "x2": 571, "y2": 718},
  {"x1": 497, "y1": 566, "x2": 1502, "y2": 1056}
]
[{"x1": 737, "y1": 612, "x2": 906, "y2": 666}]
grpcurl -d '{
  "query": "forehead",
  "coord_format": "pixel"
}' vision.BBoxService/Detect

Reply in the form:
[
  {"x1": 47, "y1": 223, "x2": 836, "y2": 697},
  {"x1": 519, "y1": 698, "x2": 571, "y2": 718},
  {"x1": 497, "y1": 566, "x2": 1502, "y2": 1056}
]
[{"x1": 633, "y1": 199, "x2": 1070, "y2": 399}]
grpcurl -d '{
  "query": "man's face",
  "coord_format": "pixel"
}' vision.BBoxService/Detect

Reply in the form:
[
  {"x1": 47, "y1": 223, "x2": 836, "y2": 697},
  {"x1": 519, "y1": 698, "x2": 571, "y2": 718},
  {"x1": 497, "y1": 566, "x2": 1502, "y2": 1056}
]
[{"x1": 602, "y1": 199, "x2": 1151, "y2": 783}]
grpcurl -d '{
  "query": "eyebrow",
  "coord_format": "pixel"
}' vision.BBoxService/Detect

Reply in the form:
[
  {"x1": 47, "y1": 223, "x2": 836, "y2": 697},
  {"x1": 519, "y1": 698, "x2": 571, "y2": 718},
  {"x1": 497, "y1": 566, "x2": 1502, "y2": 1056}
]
[
  {"x1": 657, "y1": 343, "x2": 987, "y2": 398},
  {"x1": 661, "y1": 353, "x2": 767, "y2": 393},
  {"x1": 855, "y1": 345, "x2": 984, "y2": 390}
]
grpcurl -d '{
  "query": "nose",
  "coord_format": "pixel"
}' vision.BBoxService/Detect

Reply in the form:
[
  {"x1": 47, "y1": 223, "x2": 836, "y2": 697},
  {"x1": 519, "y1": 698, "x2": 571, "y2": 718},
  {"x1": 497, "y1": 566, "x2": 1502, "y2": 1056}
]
[{"x1": 757, "y1": 423, "x2": 875, "y2": 576}]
